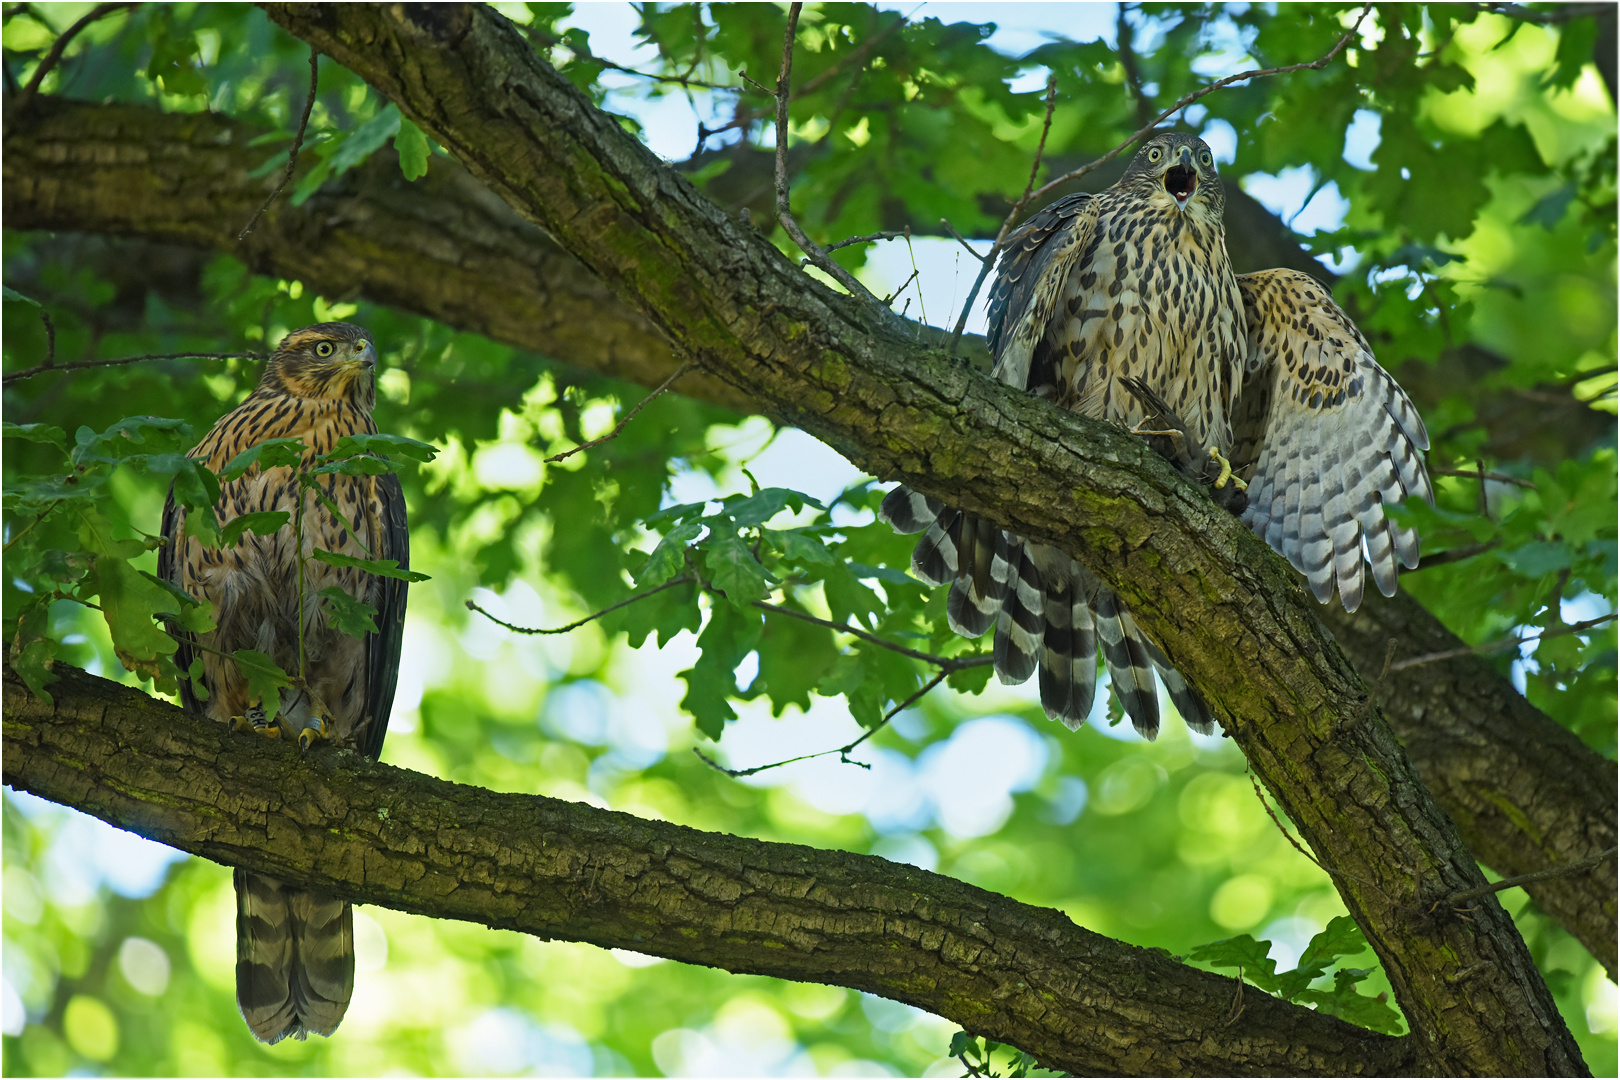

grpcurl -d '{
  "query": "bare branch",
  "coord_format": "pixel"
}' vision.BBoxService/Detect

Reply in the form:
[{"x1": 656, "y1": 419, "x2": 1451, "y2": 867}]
[
  {"x1": 4, "y1": 348, "x2": 266, "y2": 387},
  {"x1": 542, "y1": 359, "x2": 692, "y2": 464},
  {"x1": 1389, "y1": 614, "x2": 1616, "y2": 672},
  {"x1": 824, "y1": 229, "x2": 913, "y2": 253},
  {"x1": 694, "y1": 668, "x2": 950, "y2": 778},
  {"x1": 752, "y1": 599, "x2": 991, "y2": 672},
  {"x1": 948, "y1": 75, "x2": 1058, "y2": 351},
  {"x1": 1477, "y1": 2, "x2": 1614, "y2": 24},
  {"x1": 238, "y1": 46, "x2": 319, "y2": 240},
  {"x1": 1413, "y1": 540, "x2": 1500, "y2": 572},
  {"x1": 1445, "y1": 846, "x2": 1618, "y2": 907},
  {"x1": 770, "y1": 3, "x2": 883, "y2": 305},
  {"x1": 465, "y1": 575, "x2": 695, "y2": 636},
  {"x1": 1430, "y1": 466, "x2": 1536, "y2": 489},
  {"x1": 9, "y1": 2, "x2": 136, "y2": 113}
]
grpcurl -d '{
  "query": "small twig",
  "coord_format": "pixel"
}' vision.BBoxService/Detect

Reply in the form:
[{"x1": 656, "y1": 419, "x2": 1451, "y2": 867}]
[
  {"x1": 1414, "y1": 539, "x2": 1500, "y2": 572},
  {"x1": 824, "y1": 229, "x2": 912, "y2": 253},
  {"x1": 881, "y1": 268, "x2": 919, "y2": 306},
  {"x1": 523, "y1": 25, "x2": 737, "y2": 91},
  {"x1": 938, "y1": 218, "x2": 990, "y2": 263},
  {"x1": 3, "y1": 348, "x2": 265, "y2": 386},
  {"x1": 1224, "y1": 970, "x2": 1246, "y2": 1027},
  {"x1": 753, "y1": 599, "x2": 990, "y2": 671},
  {"x1": 946, "y1": 74, "x2": 1058, "y2": 352},
  {"x1": 1116, "y1": 4, "x2": 1156, "y2": 129},
  {"x1": 10, "y1": 2, "x2": 136, "y2": 113},
  {"x1": 542, "y1": 361, "x2": 693, "y2": 464},
  {"x1": 694, "y1": 668, "x2": 948, "y2": 779},
  {"x1": 1441, "y1": 846, "x2": 1617, "y2": 908},
  {"x1": 1388, "y1": 614, "x2": 1616, "y2": 672},
  {"x1": 1377, "y1": 638, "x2": 1399, "y2": 685},
  {"x1": 1478, "y1": 2, "x2": 1613, "y2": 24},
  {"x1": 465, "y1": 575, "x2": 696, "y2": 636},
  {"x1": 1250, "y1": 773, "x2": 1327, "y2": 872},
  {"x1": 945, "y1": 3, "x2": 1374, "y2": 354},
  {"x1": 1430, "y1": 466, "x2": 1536, "y2": 490},
  {"x1": 770, "y1": 3, "x2": 882, "y2": 304},
  {"x1": 696, "y1": 7, "x2": 912, "y2": 153},
  {"x1": 239, "y1": 46, "x2": 319, "y2": 240}
]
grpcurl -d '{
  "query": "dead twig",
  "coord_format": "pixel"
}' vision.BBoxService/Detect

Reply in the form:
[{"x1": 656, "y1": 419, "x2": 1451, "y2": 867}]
[
  {"x1": 239, "y1": 46, "x2": 319, "y2": 240},
  {"x1": 465, "y1": 575, "x2": 696, "y2": 636},
  {"x1": 939, "y1": 218, "x2": 990, "y2": 263},
  {"x1": 11, "y1": 2, "x2": 137, "y2": 114},
  {"x1": 542, "y1": 360, "x2": 692, "y2": 464},
  {"x1": 769, "y1": 4, "x2": 882, "y2": 304},
  {"x1": 1388, "y1": 614, "x2": 1616, "y2": 672},
  {"x1": 824, "y1": 229, "x2": 912, "y2": 253},
  {"x1": 1430, "y1": 466, "x2": 1536, "y2": 489},
  {"x1": 4, "y1": 347, "x2": 266, "y2": 387},
  {"x1": 1413, "y1": 540, "x2": 1500, "y2": 572},
  {"x1": 694, "y1": 668, "x2": 949, "y2": 778},
  {"x1": 947, "y1": 74, "x2": 1058, "y2": 351},
  {"x1": 1440, "y1": 846, "x2": 1618, "y2": 908}
]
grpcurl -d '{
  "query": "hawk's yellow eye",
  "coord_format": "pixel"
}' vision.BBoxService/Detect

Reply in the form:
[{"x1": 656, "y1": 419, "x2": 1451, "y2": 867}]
[
  {"x1": 1147, "y1": 147, "x2": 1162, "y2": 163},
  {"x1": 1200, "y1": 151, "x2": 1212, "y2": 167},
  {"x1": 315, "y1": 342, "x2": 335, "y2": 358}
]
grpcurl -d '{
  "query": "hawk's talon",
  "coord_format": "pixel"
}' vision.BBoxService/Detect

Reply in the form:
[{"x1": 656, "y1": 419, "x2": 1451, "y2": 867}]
[
  {"x1": 1208, "y1": 448, "x2": 1248, "y2": 491},
  {"x1": 230, "y1": 705, "x2": 280, "y2": 738},
  {"x1": 297, "y1": 716, "x2": 334, "y2": 752}
]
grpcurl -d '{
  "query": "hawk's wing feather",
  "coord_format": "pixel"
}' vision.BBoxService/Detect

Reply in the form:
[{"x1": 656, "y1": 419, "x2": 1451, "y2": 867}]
[
  {"x1": 986, "y1": 193, "x2": 1098, "y2": 392},
  {"x1": 359, "y1": 471, "x2": 409, "y2": 762},
  {"x1": 1234, "y1": 270, "x2": 1433, "y2": 613},
  {"x1": 156, "y1": 489, "x2": 205, "y2": 714}
]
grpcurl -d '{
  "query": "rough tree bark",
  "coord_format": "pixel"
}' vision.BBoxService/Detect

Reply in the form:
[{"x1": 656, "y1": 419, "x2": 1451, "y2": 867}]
[
  {"x1": 3, "y1": 96, "x2": 1612, "y2": 978},
  {"x1": 245, "y1": 4, "x2": 1591, "y2": 1072},
  {"x1": 2, "y1": 663, "x2": 1419, "y2": 1077}
]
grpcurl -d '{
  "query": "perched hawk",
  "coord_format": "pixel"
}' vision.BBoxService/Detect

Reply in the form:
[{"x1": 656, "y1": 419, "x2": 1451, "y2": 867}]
[
  {"x1": 883, "y1": 132, "x2": 1431, "y2": 737},
  {"x1": 157, "y1": 322, "x2": 409, "y2": 1043}
]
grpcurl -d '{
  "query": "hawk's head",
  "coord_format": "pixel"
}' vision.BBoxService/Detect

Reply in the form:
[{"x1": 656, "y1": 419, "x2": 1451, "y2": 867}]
[
  {"x1": 1123, "y1": 132, "x2": 1224, "y2": 223},
  {"x1": 260, "y1": 322, "x2": 379, "y2": 408}
]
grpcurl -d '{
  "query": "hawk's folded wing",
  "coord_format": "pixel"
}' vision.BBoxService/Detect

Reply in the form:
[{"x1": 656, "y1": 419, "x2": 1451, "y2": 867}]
[{"x1": 1233, "y1": 269, "x2": 1433, "y2": 612}]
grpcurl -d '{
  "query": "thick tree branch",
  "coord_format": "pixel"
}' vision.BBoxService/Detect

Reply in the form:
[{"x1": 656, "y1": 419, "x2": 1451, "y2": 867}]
[
  {"x1": 3, "y1": 91, "x2": 1613, "y2": 985},
  {"x1": 2, "y1": 663, "x2": 1417, "y2": 1078},
  {"x1": 251, "y1": 6, "x2": 1587, "y2": 1072}
]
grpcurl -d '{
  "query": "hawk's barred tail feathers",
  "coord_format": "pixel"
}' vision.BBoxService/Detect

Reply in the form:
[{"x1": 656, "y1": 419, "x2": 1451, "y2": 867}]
[
  {"x1": 883, "y1": 484, "x2": 1207, "y2": 739},
  {"x1": 235, "y1": 869, "x2": 355, "y2": 1044}
]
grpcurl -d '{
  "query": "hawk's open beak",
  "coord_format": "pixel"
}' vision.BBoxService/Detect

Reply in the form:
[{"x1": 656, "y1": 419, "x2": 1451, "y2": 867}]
[{"x1": 1164, "y1": 148, "x2": 1198, "y2": 206}]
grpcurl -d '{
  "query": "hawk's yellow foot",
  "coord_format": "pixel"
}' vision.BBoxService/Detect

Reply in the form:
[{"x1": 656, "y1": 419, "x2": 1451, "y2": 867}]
[
  {"x1": 230, "y1": 705, "x2": 280, "y2": 738},
  {"x1": 1207, "y1": 448, "x2": 1248, "y2": 491},
  {"x1": 296, "y1": 715, "x2": 334, "y2": 752}
]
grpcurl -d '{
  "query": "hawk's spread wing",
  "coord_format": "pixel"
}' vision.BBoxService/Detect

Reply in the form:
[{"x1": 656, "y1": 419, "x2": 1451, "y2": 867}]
[
  {"x1": 1233, "y1": 270, "x2": 1432, "y2": 612},
  {"x1": 986, "y1": 192, "x2": 1098, "y2": 392}
]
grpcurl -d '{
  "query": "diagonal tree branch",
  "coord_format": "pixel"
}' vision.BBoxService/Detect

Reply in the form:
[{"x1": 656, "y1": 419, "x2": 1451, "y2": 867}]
[
  {"x1": 2, "y1": 91, "x2": 1611, "y2": 981},
  {"x1": 2, "y1": 663, "x2": 1418, "y2": 1078},
  {"x1": 252, "y1": 6, "x2": 1586, "y2": 1072}
]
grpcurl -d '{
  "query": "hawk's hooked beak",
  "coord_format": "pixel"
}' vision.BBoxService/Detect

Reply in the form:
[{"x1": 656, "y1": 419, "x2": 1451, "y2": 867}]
[
  {"x1": 1164, "y1": 146, "x2": 1198, "y2": 207},
  {"x1": 355, "y1": 340, "x2": 378, "y2": 370}
]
